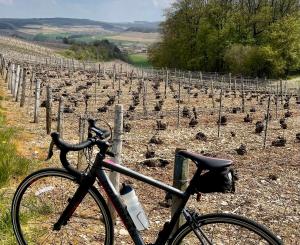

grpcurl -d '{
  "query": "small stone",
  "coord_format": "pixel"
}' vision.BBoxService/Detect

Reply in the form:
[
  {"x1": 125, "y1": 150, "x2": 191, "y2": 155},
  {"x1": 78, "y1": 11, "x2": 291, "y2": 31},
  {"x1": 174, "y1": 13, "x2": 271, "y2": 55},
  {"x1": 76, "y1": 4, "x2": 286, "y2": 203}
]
[{"x1": 221, "y1": 201, "x2": 228, "y2": 206}]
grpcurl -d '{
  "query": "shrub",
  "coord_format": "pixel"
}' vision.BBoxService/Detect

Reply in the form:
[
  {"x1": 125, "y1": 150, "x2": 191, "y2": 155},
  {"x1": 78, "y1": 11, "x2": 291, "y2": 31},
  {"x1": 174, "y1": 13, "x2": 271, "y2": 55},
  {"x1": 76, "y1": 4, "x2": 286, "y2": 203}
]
[{"x1": 224, "y1": 44, "x2": 285, "y2": 78}]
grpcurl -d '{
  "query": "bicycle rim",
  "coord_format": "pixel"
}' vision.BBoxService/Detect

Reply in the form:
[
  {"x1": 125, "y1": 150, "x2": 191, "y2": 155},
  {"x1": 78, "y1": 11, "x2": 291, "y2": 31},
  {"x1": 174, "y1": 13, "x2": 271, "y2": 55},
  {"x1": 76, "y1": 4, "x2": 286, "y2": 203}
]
[
  {"x1": 11, "y1": 168, "x2": 113, "y2": 245},
  {"x1": 170, "y1": 213, "x2": 282, "y2": 245}
]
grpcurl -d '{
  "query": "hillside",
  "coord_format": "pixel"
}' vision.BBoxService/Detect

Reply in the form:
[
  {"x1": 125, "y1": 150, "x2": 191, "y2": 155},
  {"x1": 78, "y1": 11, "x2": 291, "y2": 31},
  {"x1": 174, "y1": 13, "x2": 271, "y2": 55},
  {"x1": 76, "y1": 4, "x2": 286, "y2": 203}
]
[
  {"x1": 0, "y1": 34, "x2": 300, "y2": 244},
  {"x1": 0, "y1": 18, "x2": 160, "y2": 59},
  {"x1": 0, "y1": 18, "x2": 159, "y2": 33},
  {"x1": 0, "y1": 18, "x2": 120, "y2": 31}
]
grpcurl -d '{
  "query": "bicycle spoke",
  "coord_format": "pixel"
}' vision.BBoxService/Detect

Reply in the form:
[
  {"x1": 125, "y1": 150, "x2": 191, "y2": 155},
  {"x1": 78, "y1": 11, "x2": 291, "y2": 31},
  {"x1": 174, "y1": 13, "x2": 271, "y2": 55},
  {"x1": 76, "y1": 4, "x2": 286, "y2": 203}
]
[{"x1": 12, "y1": 170, "x2": 112, "y2": 245}]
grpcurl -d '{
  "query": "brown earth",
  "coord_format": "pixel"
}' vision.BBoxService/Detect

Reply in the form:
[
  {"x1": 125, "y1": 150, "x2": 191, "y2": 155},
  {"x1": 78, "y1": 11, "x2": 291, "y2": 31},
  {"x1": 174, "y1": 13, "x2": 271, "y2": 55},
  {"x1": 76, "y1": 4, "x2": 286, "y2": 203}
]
[
  {"x1": 0, "y1": 34, "x2": 299, "y2": 243},
  {"x1": 1, "y1": 64, "x2": 299, "y2": 244}
]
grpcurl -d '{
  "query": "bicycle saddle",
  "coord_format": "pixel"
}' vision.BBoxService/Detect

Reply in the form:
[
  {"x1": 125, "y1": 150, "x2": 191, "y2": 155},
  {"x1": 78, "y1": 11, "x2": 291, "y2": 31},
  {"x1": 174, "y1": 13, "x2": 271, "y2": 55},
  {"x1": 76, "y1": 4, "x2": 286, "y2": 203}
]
[{"x1": 177, "y1": 150, "x2": 232, "y2": 170}]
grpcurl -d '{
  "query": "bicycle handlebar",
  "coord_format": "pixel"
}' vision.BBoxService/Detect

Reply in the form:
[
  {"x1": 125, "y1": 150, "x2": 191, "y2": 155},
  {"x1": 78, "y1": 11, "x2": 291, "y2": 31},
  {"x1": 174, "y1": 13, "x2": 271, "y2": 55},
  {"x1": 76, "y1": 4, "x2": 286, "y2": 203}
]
[
  {"x1": 87, "y1": 119, "x2": 110, "y2": 139},
  {"x1": 50, "y1": 132, "x2": 96, "y2": 178},
  {"x1": 51, "y1": 132, "x2": 94, "y2": 152},
  {"x1": 48, "y1": 119, "x2": 114, "y2": 178}
]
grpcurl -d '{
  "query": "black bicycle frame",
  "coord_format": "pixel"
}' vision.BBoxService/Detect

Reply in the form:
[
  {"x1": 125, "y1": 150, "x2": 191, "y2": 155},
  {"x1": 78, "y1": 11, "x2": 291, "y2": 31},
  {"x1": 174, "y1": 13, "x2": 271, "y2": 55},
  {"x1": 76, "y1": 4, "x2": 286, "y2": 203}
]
[
  {"x1": 54, "y1": 151, "x2": 200, "y2": 245},
  {"x1": 93, "y1": 152, "x2": 198, "y2": 245}
]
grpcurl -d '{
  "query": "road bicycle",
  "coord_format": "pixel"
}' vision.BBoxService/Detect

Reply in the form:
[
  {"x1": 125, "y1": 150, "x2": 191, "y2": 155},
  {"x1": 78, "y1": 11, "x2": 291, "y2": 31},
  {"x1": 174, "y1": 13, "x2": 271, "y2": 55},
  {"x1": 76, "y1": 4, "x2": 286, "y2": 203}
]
[{"x1": 11, "y1": 119, "x2": 283, "y2": 244}]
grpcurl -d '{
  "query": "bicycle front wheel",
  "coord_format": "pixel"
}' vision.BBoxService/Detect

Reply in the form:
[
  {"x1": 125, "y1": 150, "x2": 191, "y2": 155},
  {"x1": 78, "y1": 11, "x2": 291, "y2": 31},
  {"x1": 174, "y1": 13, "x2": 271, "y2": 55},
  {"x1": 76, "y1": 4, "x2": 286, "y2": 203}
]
[
  {"x1": 11, "y1": 168, "x2": 113, "y2": 245},
  {"x1": 170, "y1": 213, "x2": 282, "y2": 245}
]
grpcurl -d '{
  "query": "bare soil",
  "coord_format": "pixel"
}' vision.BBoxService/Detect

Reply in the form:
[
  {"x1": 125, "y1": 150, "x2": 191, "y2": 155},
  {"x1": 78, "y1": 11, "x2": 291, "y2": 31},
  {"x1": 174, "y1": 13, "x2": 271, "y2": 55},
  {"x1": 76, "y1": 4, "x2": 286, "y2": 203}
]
[{"x1": 0, "y1": 38, "x2": 299, "y2": 244}]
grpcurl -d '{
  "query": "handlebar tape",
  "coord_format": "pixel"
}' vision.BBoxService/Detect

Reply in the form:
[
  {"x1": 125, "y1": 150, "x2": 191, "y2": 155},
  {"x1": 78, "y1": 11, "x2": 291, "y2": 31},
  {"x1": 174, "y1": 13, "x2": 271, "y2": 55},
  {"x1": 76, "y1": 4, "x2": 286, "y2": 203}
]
[{"x1": 51, "y1": 132, "x2": 93, "y2": 152}]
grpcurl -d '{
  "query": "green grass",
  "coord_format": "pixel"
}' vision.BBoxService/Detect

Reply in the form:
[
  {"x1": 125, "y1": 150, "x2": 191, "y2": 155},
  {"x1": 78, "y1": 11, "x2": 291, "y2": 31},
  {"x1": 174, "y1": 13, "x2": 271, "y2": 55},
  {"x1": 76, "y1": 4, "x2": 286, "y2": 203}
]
[
  {"x1": 70, "y1": 34, "x2": 106, "y2": 43},
  {"x1": 0, "y1": 119, "x2": 30, "y2": 188},
  {"x1": 0, "y1": 192, "x2": 16, "y2": 245},
  {"x1": 0, "y1": 97, "x2": 31, "y2": 244},
  {"x1": 32, "y1": 32, "x2": 69, "y2": 42},
  {"x1": 129, "y1": 53, "x2": 151, "y2": 68}
]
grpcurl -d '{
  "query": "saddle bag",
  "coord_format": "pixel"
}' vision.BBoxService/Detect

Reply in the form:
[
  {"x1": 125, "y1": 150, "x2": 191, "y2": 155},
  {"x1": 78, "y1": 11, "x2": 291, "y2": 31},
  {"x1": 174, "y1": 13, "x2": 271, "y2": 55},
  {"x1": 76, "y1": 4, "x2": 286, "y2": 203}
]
[{"x1": 196, "y1": 167, "x2": 238, "y2": 193}]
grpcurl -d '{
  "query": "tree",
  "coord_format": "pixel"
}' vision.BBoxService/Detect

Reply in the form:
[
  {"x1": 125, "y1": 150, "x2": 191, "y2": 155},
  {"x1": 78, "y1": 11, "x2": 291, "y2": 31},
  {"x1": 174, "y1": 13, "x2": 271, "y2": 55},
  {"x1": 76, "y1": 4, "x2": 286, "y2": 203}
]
[{"x1": 149, "y1": 0, "x2": 300, "y2": 78}]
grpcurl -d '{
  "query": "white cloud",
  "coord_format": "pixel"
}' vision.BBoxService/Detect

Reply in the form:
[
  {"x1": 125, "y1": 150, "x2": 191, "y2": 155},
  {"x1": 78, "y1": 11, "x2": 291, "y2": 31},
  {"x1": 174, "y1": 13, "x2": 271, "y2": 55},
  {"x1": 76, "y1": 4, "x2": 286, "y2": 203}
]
[{"x1": 0, "y1": 0, "x2": 14, "y2": 5}]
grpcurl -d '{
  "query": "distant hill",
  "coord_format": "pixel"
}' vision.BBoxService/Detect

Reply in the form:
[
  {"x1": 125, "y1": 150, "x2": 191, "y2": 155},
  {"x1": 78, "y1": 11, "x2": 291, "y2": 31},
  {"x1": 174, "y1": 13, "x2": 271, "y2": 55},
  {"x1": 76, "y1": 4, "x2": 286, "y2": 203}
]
[
  {"x1": 0, "y1": 18, "x2": 160, "y2": 33},
  {"x1": 0, "y1": 18, "x2": 121, "y2": 32},
  {"x1": 0, "y1": 18, "x2": 160, "y2": 55},
  {"x1": 125, "y1": 27, "x2": 158, "y2": 33},
  {"x1": 115, "y1": 21, "x2": 160, "y2": 32}
]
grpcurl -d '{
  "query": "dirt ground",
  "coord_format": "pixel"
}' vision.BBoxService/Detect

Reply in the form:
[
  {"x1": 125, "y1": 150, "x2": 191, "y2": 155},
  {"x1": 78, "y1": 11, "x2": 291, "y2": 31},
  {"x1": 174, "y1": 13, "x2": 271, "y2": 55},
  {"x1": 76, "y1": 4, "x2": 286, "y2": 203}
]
[
  {"x1": 1, "y1": 60, "x2": 300, "y2": 245},
  {"x1": 0, "y1": 35, "x2": 299, "y2": 244}
]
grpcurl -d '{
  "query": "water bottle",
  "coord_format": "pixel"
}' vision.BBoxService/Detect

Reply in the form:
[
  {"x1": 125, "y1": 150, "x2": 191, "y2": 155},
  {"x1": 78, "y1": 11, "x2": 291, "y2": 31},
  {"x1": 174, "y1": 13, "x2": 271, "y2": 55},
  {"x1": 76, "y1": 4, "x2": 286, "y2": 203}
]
[{"x1": 120, "y1": 183, "x2": 149, "y2": 231}]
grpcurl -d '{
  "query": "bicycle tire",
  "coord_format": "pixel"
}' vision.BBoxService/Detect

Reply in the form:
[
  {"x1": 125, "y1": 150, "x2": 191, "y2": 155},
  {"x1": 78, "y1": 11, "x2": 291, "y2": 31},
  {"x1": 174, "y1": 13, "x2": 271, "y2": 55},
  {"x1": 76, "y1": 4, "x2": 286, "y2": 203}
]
[
  {"x1": 169, "y1": 212, "x2": 282, "y2": 245},
  {"x1": 11, "y1": 168, "x2": 114, "y2": 245}
]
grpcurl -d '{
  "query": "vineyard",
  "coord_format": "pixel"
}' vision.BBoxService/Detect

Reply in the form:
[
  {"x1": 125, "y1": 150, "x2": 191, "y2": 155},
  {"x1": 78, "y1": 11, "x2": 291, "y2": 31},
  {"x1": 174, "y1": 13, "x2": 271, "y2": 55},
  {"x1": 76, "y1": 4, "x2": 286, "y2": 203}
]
[{"x1": 0, "y1": 36, "x2": 299, "y2": 244}]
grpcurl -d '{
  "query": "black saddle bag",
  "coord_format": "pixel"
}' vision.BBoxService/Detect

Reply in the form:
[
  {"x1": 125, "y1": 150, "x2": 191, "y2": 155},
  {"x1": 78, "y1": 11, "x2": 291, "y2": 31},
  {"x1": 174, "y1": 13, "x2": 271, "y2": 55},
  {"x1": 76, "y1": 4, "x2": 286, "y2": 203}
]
[{"x1": 196, "y1": 167, "x2": 238, "y2": 193}]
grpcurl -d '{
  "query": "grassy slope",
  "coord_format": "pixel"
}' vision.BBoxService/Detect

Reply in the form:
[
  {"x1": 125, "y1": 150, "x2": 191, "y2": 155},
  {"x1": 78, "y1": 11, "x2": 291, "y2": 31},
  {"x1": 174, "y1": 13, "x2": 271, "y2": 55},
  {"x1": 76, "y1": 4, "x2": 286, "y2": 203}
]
[
  {"x1": 129, "y1": 53, "x2": 151, "y2": 68},
  {"x1": 0, "y1": 86, "x2": 31, "y2": 244}
]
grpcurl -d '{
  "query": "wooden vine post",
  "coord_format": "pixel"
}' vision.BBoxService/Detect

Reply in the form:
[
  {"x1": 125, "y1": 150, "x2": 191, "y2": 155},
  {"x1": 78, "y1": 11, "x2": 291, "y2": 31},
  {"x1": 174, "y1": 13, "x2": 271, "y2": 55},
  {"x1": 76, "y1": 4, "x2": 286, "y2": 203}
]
[
  {"x1": 99, "y1": 63, "x2": 102, "y2": 84},
  {"x1": 77, "y1": 116, "x2": 85, "y2": 170},
  {"x1": 234, "y1": 78, "x2": 237, "y2": 98},
  {"x1": 57, "y1": 97, "x2": 64, "y2": 137},
  {"x1": 20, "y1": 68, "x2": 27, "y2": 107},
  {"x1": 177, "y1": 79, "x2": 181, "y2": 128},
  {"x1": 72, "y1": 58, "x2": 75, "y2": 72},
  {"x1": 108, "y1": 104, "x2": 123, "y2": 223},
  {"x1": 33, "y1": 79, "x2": 41, "y2": 123},
  {"x1": 46, "y1": 85, "x2": 52, "y2": 134},
  {"x1": 241, "y1": 80, "x2": 245, "y2": 113},
  {"x1": 15, "y1": 66, "x2": 23, "y2": 102},
  {"x1": 210, "y1": 79, "x2": 215, "y2": 108},
  {"x1": 5, "y1": 63, "x2": 10, "y2": 85},
  {"x1": 280, "y1": 79, "x2": 283, "y2": 105},
  {"x1": 94, "y1": 79, "x2": 97, "y2": 105},
  {"x1": 217, "y1": 89, "x2": 223, "y2": 138},
  {"x1": 200, "y1": 71, "x2": 203, "y2": 87},
  {"x1": 229, "y1": 73, "x2": 232, "y2": 91},
  {"x1": 256, "y1": 78, "x2": 259, "y2": 101},
  {"x1": 142, "y1": 71, "x2": 148, "y2": 117},
  {"x1": 188, "y1": 71, "x2": 191, "y2": 103},
  {"x1": 172, "y1": 148, "x2": 189, "y2": 232},
  {"x1": 129, "y1": 69, "x2": 133, "y2": 92},
  {"x1": 30, "y1": 69, "x2": 35, "y2": 91},
  {"x1": 112, "y1": 64, "x2": 116, "y2": 89},
  {"x1": 165, "y1": 69, "x2": 168, "y2": 99},
  {"x1": 10, "y1": 63, "x2": 15, "y2": 95},
  {"x1": 117, "y1": 76, "x2": 121, "y2": 104},
  {"x1": 263, "y1": 95, "x2": 271, "y2": 148},
  {"x1": 275, "y1": 83, "x2": 278, "y2": 119},
  {"x1": 13, "y1": 65, "x2": 20, "y2": 98}
]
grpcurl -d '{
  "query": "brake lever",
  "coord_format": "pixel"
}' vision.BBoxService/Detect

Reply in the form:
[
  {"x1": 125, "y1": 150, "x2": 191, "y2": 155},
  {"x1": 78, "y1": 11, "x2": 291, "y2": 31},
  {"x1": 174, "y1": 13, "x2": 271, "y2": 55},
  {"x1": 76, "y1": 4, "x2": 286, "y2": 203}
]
[{"x1": 45, "y1": 140, "x2": 54, "y2": 161}]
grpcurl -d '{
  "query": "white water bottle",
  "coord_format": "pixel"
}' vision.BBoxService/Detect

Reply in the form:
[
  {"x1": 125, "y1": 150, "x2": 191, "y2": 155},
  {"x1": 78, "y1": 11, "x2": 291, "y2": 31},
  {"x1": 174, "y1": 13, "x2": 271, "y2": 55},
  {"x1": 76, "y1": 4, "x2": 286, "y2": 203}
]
[{"x1": 120, "y1": 183, "x2": 149, "y2": 231}]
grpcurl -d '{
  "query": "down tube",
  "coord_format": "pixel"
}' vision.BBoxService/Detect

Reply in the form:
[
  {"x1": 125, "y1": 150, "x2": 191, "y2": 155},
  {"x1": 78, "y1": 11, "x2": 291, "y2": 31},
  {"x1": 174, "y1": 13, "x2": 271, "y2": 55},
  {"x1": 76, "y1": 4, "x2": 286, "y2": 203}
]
[{"x1": 96, "y1": 166, "x2": 146, "y2": 245}]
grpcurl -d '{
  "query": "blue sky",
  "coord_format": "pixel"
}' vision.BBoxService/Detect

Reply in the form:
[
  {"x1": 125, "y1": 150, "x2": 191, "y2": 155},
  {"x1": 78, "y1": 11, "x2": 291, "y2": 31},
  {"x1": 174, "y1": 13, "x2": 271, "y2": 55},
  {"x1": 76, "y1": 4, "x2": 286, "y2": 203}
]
[{"x1": 0, "y1": 0, "x2": 175, "y2": 22}]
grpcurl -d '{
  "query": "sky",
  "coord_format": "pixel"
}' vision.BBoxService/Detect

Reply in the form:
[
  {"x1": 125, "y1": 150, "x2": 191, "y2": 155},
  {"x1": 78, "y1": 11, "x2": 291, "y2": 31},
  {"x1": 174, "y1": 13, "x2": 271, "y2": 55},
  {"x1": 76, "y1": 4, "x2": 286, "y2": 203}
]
[{"x1": 0, "y1": 0, "x2": 176, "y2": 22}]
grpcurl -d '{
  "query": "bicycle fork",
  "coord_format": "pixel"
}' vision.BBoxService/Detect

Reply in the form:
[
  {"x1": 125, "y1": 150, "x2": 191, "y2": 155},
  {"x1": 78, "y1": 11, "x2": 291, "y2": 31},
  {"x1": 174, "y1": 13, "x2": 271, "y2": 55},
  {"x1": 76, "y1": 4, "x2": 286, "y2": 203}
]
[{"x1": 53, "y1": 173, "x2": 96, "y2": 231}]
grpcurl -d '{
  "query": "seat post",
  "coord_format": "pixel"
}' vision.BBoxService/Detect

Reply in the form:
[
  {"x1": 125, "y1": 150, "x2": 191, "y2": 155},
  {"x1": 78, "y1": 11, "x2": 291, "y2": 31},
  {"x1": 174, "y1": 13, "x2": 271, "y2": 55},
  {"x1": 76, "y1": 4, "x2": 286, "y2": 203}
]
[{"x1": 186, "y1": 166, "x2": 202, "y2": 196}]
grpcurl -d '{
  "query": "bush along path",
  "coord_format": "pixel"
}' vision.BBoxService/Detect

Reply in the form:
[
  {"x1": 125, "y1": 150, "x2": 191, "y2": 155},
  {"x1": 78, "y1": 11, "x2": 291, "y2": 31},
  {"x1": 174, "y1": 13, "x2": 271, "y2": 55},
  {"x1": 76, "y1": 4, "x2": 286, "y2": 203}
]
[{"x1": 0, "y1": 78, "x2": 33, "y2": 245}]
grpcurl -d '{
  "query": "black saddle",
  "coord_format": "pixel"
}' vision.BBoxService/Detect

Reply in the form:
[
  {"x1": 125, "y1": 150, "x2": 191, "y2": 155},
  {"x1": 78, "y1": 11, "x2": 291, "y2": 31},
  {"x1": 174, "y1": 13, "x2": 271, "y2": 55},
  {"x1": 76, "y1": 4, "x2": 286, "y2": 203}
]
[{"x1": 177, "y1": 150, "x2": 232, "y2": 170}]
